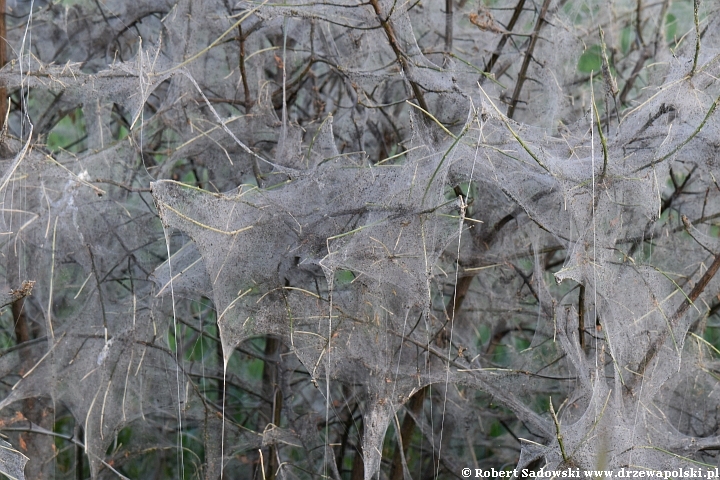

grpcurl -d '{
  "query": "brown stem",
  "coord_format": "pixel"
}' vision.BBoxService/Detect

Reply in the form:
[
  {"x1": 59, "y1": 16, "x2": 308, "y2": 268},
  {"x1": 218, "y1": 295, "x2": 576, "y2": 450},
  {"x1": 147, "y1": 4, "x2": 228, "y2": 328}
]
[
  {"x1": 262, "y1": 337, "x2": 281, "y2": 480},
  {"x1": 445, "y1": 0, "x2": 453, "y2": 54},
  {"x1": 483, "y1": 0, "x2": 526, "y2": 75},
  {"x1": 13, "y1": 299, "x2": 30, "y2": 354},
  {"x1": 389, "y1": 386, "x2": 427, "y2": 480},
  {"x1": 391, "y1": 197, "x2": 479, "y2": 478},
  {"x1": 635, "y1": 0, "x2": 645, "y2": 46},
  {"x1": 578, "y1": 284, "x2": 586, "y2": 350},
  {"x1": 445, "y1": 275, "x2": 474, "y2": 321},
  {"x1": 10, "y1": 278, "x2": 52, "y2": 478},
  {"x1": 94, "y1": 178, "x2": 152, "y2": 193},
  {"x1": 334, "y1": 395, "x2": 358, "y2": 476},
  {"x1": 506, "y1": 0, "x2": 552, "y2": 119},
  {"x1": 350, "y1": 419, "x2": 364, "y2": 480},
  {"x1": 628, "y1": 166, "x2": 695, "y2": 258},
  {"x1": 368, "y1": 0, "x2": 429, "y2": 113},
  {"x1": 618, "y1": 47, "x2": 650, "y2": 106},
  {"x1": 238, "y1": 24, "x2": 252, "y2": 112},
  {"x1": 619, "y1": 0, "x2": 669, "y2": 106},
  {"x1": 75, "y1": 425, "x2": 84, "y2": 480},
  {"x1": 634, "y1": 253, "x2": 720, "y2": 384},
  {"x1": 271, "y1": 59, "x2": 315, "y2": 111},
  {"x1": 10, "y1": 282, "x2": 34, "y2": 399}
]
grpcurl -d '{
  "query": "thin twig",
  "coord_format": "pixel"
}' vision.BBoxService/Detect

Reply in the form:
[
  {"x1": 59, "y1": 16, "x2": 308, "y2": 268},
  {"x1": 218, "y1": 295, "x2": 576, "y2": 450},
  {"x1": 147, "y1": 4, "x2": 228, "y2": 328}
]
[
  {"x1": 634, "y1": 93, "x2": 720, "y2": 172},
  {"x1": 634, "y1": 252, "x2": 720, "y2": 382},
  {"x1": 445, "y1": 0, "x2": 453, "y2": 54},
  {"x1": 369, "y1": 0, "x2": 429, "y2": 112},
  {"x1": 578, "y1": 284, "x2": 586, "y2": 350},
  {"x1": 238, "y1": 23, "x2": 253, "y2": 112},
  {"x1": 506, "y1": 0, "x2": 552, "y2": 119},
  {"x1": 478, "y1": 83, "x2": 550, "y2": 173},
  {"x1": 591, "y1": 77, "x2": 609, "y2": 181},
  {"x1": 619, "y1": 0, "x2": 670, "y2": 105},
  {"x1": 1, "y1": 423, "x2": 130, "y2": 479},
  {"x1": 483, "y1": 0, "x2": 526, "y2": 76},
  {"x1": 690, "y1": 0, "x2": 701, "y2": 77},
  {"x1": 549, "y1": 397, "x2": 568, "y2": 462},
  {"x1": 94, "y1": 178, "x2": 152, "y2": 193}
]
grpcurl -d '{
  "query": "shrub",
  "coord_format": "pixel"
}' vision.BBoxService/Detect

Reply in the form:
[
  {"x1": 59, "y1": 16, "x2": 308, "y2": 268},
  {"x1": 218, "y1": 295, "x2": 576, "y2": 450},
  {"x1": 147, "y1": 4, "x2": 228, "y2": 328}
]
[{"x1": 0, "y1": 0, "x2": 719, "y2": 479}]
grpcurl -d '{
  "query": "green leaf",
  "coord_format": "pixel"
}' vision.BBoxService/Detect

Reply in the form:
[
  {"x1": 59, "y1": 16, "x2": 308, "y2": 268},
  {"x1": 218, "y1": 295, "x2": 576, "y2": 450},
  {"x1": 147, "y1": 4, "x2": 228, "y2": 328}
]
[
  {"x1": 578, "y1": 44, "x2": 602, "y2": 73},
  {"x1": 620, "y1": 26, "x2": 632, "y2": 54},
  {"x1": 666, "y1": 13, "x2": 677, "y2": 42},
  {"x1": 334, "y1": 269, "x2": 355, "y2": 285}
]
